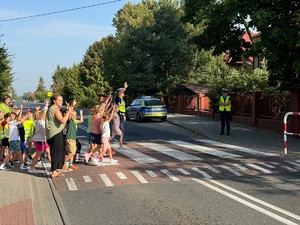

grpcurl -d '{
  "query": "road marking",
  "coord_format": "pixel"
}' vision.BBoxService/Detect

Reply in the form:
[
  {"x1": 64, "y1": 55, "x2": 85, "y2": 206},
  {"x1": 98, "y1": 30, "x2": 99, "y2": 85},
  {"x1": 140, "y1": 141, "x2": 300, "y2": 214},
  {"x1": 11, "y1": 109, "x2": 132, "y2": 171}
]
[
  {"x1": 161, "y1": 169, "x2": 180, "y2": 181},
  {"x1": 231, "y1": 163, "x2": 249, "y2": 171},
  {"x1": 192, "y1": 178, "x2": 299, "y2": 225},
  {"x1": 145, "y1": 170, "x2": 158, "y2": 178},
  {"x1": 116, "y1": 172, "x2": 127, "y2": 180},
  {"x1": 65, "y1": 178, "x2": 78, "y2": 191},
  {"x1": 219, "y1": 165, "x2": 243, "y2": 176},
  {"x1": 167, "y1": 140, "x2": 241, "y2": 158},
  {"x1": 285, "y1": 161, "x2": 300, "y2": 167},
  {"x1": 246, "y1": 163, "x2": 272, "y2": 174},
  {"x1": 195, "y1": 139, "x2": 279, "y2": 156},
  {"x1": 281, "y1": 165, "x2": 298, "y2": 172},
  {"x1": 177, "y1": 168, "x2": 191, "y2": 175},
  {"x1": 99, "y1": 174, "x2": 114, "y2": 187},
  {"x1": 296, "y1": 160, "x2": 300, "y2": 163},
  {"x1": 131, "y1": 171, "x2": 148, "y2": 183},
  {"x1": 208, "y1": 179, "x2": 300, "y2": 222},
  {"x1": 257, "y1": 162, "x2": 276, "y2": 169},
  {"x1": 111, "y1": 144, "x2": 161, "y2": 164},
  {"x1": 270, "y1": 162, "x2": 280, "y2": 166},
  {"x1": 137, "y1": 142, "x2": 202, "y2": 161},
  {"x1": 191, "y1": 167, "x2": 212, "y2": 179},
  {"x1": 83, "y1": 175, "x2": 93, "y2": 182},
  {"x1": 205, "y1": 166, "x2": 220, "y2": 174}
]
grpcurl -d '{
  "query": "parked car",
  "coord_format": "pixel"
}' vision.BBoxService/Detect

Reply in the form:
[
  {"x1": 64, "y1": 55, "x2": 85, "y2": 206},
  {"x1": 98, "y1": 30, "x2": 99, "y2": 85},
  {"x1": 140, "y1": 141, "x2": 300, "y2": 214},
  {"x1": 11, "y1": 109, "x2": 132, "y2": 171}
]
[{"x1": 126, "y1": 96, "x2": 167, "y2": 122}]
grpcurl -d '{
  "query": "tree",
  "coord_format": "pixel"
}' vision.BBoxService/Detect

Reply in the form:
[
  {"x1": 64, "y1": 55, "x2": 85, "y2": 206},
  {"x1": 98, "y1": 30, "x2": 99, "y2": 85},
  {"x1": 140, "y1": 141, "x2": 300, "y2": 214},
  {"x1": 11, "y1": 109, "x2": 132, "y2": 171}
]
[
  {"x1": 34, "y1": 77, "x2": 47, "y2": 102},
  {"x1": 0, "y1": 39, "x2": 14, "y2": 96},
  {"x1": 183, "y1": 0, "x2": 300, "y2": 89}
]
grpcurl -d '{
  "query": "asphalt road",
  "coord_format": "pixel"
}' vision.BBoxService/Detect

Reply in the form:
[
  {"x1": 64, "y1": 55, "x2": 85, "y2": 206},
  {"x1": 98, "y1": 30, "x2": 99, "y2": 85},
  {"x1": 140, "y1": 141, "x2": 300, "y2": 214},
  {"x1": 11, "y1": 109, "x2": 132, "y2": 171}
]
[
  {"x1": 16, "y1": 102, "x2": 300, "y2": 224},
  {"x1": 60, "y1": 120, "x2": 300, "y2": 225}
]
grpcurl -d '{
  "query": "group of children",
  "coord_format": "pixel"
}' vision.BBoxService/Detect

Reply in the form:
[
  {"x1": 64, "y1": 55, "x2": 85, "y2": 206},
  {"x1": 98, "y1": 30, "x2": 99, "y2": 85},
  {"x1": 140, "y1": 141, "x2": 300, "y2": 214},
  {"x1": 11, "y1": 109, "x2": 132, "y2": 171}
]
[
  {"x1": 0, "y1": 93, "x2": 125, "y2": 172},
  {"x1": 0, "y1": 104, "x2": 50, "y2": 173},
  {"x1": 84, "y1": 93, "x2": 124, "y2": 166}
]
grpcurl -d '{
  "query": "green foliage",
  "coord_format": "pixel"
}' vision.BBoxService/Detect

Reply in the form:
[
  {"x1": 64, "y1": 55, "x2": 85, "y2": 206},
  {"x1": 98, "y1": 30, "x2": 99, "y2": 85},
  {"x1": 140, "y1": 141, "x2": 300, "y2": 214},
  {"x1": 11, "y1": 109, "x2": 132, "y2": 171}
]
[
  {"x1": 0, "y1": 40, "x2": 14, "y2": 96},
  {"x1": 183, "y1": 0, "x2": 300, "y2": 89}
]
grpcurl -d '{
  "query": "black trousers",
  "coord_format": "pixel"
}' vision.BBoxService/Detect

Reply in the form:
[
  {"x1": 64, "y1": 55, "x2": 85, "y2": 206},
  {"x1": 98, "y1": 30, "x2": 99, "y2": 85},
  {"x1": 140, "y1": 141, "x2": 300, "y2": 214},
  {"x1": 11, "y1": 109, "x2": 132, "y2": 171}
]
[
  {"x1": 220, "y1": 111, "x2": 231, "y2": 134},
  {"x1": 47, "y1": 131, "x2": 65, "y2": 172}
]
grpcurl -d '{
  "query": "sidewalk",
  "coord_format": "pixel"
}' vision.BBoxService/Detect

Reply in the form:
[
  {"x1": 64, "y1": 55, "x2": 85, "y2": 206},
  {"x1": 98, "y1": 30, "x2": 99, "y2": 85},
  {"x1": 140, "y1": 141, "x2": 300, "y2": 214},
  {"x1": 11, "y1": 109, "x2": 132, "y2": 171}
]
[
  {"x1": 0, "y1": 162, "x2": 65, "y2": 225},
  {"x1": 1, "y1": 113, "x2": 299, "y2": 225},
  {"x1": 167, "y1": 113, "x2": 300, "y2": 155}
]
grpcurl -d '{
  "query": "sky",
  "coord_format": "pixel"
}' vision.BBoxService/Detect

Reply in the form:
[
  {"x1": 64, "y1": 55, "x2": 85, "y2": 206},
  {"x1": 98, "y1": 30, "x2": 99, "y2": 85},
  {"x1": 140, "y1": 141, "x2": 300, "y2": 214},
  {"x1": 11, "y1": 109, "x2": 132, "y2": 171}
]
[{"x1": 0, "y1": 0, "x2": 141, "y2": 96}]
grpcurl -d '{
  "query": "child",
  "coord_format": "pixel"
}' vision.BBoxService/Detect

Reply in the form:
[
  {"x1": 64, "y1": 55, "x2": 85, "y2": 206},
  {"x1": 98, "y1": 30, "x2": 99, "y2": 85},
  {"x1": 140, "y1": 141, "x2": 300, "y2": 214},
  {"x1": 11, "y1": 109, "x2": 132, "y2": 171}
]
[
  {"x1": 17, "y1": 114, "x2": 27, "y2": 166},
  {"x1": 90, "y1": 105, "x2": 118, "y2": 165},
  {"x1": 23, "y1": 110, "x2": 35, "y2": 156},
  {"x1": 63, "y1": 109, "x2": 83, "y2": 170},
  {"x1": 29, "y1": 109, "x2": 51, "y2": 173},
  {"x1": 0, "y1": 107, "x2": 28, "y2": 170},
  {"x1": 0, "y1": 112, "x2": 10, "y2": 165},
  {"x1": 110, "y1": 105, "x2": 125, "y2": 149}
]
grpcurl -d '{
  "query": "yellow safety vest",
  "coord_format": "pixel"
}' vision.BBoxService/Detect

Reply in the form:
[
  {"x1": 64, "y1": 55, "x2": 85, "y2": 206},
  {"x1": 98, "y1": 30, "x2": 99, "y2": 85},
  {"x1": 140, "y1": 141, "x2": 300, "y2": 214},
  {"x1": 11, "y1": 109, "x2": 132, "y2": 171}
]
[
  {"x1": 219, "y1": 96, "x2": 231, "y2": 112},
  {"x1": 119, "y1": 98, "x2": 126, "y2": 113},
  {"x1": 3, "y1": 123, "x2": 9, "y2": 138},
  {"x1": 23, "y1": 118, "x2": 35, "y2": 138}
]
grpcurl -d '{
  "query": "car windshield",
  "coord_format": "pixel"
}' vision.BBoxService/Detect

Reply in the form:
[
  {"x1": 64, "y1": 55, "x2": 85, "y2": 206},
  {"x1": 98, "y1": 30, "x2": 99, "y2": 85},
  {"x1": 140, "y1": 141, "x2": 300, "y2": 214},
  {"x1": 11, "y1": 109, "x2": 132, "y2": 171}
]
[{"x1": 144, "y1": 99, "x2": 165, "y2": 106}]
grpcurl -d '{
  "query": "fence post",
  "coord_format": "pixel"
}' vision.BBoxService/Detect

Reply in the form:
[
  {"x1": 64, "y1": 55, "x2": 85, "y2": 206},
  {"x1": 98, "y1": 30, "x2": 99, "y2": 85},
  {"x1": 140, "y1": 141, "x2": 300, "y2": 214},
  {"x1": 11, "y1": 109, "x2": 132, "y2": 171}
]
[
  {"x1": 251, "y1": 91, "x2": 262, "y2": 127},
  {"x1": 283, "y1": 112, "x2": 300, "y2": 154}
]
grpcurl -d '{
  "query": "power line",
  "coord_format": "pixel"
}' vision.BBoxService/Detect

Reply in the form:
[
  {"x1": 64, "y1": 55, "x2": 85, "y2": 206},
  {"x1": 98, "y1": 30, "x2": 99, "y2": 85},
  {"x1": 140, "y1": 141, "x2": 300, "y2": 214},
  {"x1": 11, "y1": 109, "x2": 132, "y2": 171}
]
[{"x1": 0, "y1": 0, "x2": 121, "y2": 23}]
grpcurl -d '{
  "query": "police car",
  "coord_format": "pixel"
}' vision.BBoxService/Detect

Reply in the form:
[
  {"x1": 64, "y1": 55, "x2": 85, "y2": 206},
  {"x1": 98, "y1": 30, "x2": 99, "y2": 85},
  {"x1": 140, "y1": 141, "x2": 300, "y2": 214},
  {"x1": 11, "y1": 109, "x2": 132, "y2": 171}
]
[{"x1": 126, "y1": 96, "x2": 167, "y2": 122}]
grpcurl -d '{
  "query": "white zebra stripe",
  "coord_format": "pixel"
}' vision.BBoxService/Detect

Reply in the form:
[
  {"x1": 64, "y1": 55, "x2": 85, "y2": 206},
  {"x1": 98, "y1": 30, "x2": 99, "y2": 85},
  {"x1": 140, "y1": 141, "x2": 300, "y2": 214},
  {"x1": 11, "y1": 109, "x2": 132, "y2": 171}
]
[
  {"x1": 219, "y1": 165, "x2": 243, "y2": 177},
  {"x1": 161, "y1": 169, "x2": 180, "y2": 181},
  {"x1": 99, "y1": 174, "x2": 114, "y2": 187},
  {"x1": 246, "y1": 163, "x2": 272, "y2": 174},
  {"x1": 231, "y1": 163, "x2": 250, "y2": 171},
  {"x1": 281, "y1": 165, "x2": 298, "y2": 172},
  {"x1": 257, "y1": 162, "x2": 276, "y2": 169},
  {"x1": 131, "y1": 171, "x2": 148, "y2": 183},
  {"x1": 145, "y1": 170, "x2": 158, "y2": 178},
  {"x1": 195, "y1": 139, "x2": 279, "y2": 157},
  {"x1": 116, "y1": 172, "x2": 127, "y2": 179},
  {"x1": 65, "y1": 178, "x2": 78, "y2": 191},
  {"x1": 167, "y1": 140, "x2": 241, "y2": 158},
  {"x1": 138, "y1": 142, "x2": 202, "y2": 161},
  {"x1": 191, "y1": 167, "x2": 212, "y2": 179},
  {"x1": 83, "y1": 175, "x2": 93, "y2": 182},
  {"x1": 284, "y1": 161, "x2": 300, "y2": 167},
  {"x1": 177, "y1": 168, "x2": 191, "y2": 175}
]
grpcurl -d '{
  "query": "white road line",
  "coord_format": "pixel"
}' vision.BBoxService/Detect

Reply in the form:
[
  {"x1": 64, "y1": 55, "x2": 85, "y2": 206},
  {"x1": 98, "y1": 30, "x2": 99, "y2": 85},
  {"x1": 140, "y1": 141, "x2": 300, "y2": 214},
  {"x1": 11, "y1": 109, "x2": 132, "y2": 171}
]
[
  {"x1": 205, "y1": 166, "x2": 220, "y2": 174},
  {"x1": 281, "y1": 165, "x2": 298, "y2": 172},
  {"x1": 99, "y1": 174, "x2": 114, "y2": 187},
  {"x1": 207, "y1": 179, "x2": 300, "y2": 222},
  {"x1": 296, "y1": 160, "x2": 300, "y2": 163},
  {"x1": 195, "y1": 139, "x2": 279, "y2": 156},
  {"x1": 138, "y1": 142, "x2": 202, "y2": 161},
  {"x1": 111, "y1": 144, "x2": 160, "y2": 164},
  {"x1": 246, "y1": 163, "x2": 273, "y2": 174},
  {"x1": 231, "y1": 163, "x2": 250, "y2": 171},
  {"x1": 285, "y1": 161, "x2": 300, "y2": 167},
  {"x1": 177, "y1": 168, "x2": 191, "y2": 175},
  {"x1": 270, "y1": 162, "x2": 280, "y2": 166},
  {"x1": 161, "y1": 169, "x2": 180, "y2": 181},
  {"x1": 191, "y1": 167, "x2": 212, "y2": 179},
  {"x1": 219, "y1": 165, "x2": 243, "y2": 176},
  {"x1": 116, "y1": 172, "x2": 127, "y2": 180},
  {"x1": 83, "y1": 175, "x2": 93, "y2": 183},
  {"x1": 257, "y1": 162, "x2": 276, "y2": 169},
  {"x1": 65, "y1": 178, "x2": 78, "y2": 191},
  {"x1": 167, "y1": 140, "x2": 241, "y2": 158},
  {"x1": 131, "y1": 171, "x2": 148, "y2": 183},
  {"x1": 145, "y1": 170, "x2": 158, "y2": 178},
  {"x1": 192, "y1": 178, "x2": 299, "y2": 225}
]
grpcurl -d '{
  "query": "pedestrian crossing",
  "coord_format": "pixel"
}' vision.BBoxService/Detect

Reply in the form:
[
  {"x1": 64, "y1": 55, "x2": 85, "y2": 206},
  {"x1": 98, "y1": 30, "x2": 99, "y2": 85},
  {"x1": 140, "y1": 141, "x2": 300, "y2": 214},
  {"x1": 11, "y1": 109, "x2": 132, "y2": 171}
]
[{"x1": 46, "y1": 138, "x2": 300, "y2": 191}]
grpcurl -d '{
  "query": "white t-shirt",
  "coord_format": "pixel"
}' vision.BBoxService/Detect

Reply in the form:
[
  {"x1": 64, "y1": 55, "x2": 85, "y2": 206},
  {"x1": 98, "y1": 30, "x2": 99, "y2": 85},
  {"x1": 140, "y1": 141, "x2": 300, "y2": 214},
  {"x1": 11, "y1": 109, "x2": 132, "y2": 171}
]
[
  {"x1": 100, "y1": 121, "x2": 110, "y2": 138},
  {"x1": 8, "y1": 120, "x2": 20, "y2": 142}
]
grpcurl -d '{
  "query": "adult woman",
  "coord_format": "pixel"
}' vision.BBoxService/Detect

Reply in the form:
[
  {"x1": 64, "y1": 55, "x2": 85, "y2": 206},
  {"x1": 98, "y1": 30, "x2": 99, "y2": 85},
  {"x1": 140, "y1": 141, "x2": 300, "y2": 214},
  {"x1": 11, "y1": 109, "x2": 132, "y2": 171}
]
[
  {"x1": 0, "y1": 95, "x2": 12, "y2": 114},
  {"x1": 46, "y1": 94, "x2": 74, "y2": 177}
]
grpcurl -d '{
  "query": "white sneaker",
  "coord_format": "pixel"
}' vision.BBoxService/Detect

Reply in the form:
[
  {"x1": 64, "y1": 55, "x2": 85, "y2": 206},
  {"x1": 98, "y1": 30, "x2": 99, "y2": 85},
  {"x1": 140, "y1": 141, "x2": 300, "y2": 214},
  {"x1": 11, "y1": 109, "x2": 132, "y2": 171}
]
[
  {"x1": 28, "y1": 168, "x2": 40, "y2": 174},
  {"x1": 20, "y1": 164, "x2": 29, "y2": 170},
  {"x1": 90, "y1": 157, "x2": 99, "y2": 166},
  {"x1": 109, "y1": 159, "x2": 118, "y2": 163},
  {"x1": 0, "y1": 164, "x2": 10, "y2": 171}
]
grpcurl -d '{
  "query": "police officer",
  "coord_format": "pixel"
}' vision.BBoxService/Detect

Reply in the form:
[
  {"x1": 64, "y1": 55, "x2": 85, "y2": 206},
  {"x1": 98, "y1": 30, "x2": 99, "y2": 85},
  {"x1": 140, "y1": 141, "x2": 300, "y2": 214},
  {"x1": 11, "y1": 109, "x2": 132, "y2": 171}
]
[
  {"x1": 114, "y1": 82, "x2": 128, "y2": 139},
  {"x1": 219, "y1": 88, "x2": 231, "y2": 135}
]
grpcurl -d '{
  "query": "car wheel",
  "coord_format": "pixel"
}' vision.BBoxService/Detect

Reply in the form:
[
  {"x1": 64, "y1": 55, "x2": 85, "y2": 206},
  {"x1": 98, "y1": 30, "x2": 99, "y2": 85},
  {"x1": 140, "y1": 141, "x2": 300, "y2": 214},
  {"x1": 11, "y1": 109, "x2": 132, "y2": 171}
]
[
  {"x1": 126, "y1": 112, "x2": 131, "y2": 121},
  {"x1": 161, "y1": 117, "x2": 167, "y2": 122},
  {"x1": 136, "y1": 113, "x2": 143, "y2": 123}
]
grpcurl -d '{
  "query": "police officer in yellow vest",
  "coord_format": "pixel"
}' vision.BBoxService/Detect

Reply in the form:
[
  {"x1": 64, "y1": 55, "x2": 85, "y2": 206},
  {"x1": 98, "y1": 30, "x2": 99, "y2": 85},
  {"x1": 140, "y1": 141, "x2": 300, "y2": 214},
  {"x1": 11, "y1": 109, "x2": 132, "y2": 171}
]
[
  {"x1": 114, "y1": 82, "x2": 128, "y2": 139},
  {"x1": 219, "y1": 88, "x2": 231, "y2": 135}
]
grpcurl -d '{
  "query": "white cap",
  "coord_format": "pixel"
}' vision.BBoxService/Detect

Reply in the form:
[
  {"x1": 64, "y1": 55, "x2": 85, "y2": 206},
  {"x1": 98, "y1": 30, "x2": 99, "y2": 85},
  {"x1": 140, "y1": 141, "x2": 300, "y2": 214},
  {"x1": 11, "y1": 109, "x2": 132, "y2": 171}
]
[{"x1": 222, "y1": 88, "x2": 228, "y2": 92}]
